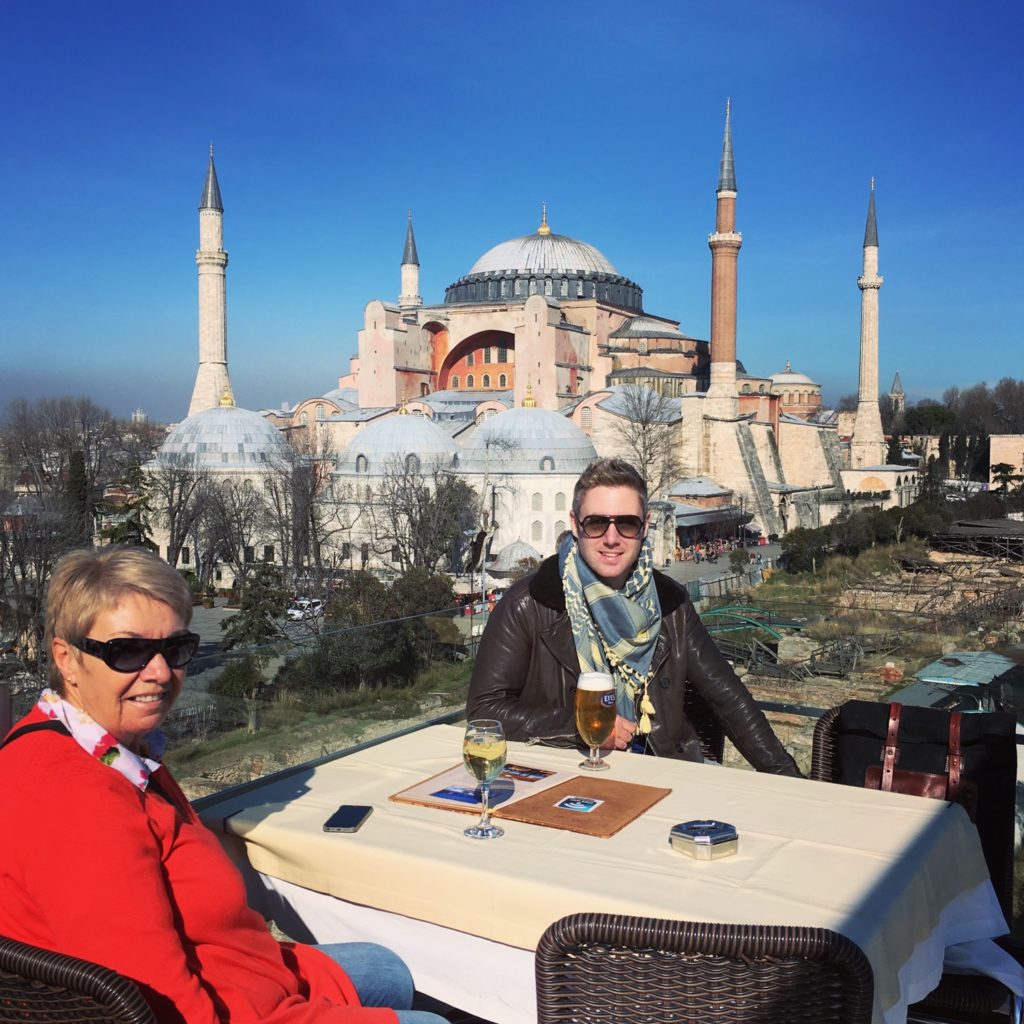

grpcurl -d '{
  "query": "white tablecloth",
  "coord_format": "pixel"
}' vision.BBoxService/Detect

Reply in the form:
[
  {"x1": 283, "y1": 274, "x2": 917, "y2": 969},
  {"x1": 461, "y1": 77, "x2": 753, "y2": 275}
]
[{"x1": 199, "y1": 724, "x2": 1017, "y2": 1024}]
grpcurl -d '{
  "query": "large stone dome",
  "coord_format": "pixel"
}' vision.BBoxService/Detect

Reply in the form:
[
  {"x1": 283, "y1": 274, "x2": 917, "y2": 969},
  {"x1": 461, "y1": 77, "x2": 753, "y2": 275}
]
[
  {"x1": 469, "y1": 233, "x2": 618, "y2": 276},
  {"x1": 155, "y1": 404, "x2": 290, "y2": 471},
  {"x1": 334, "y1": 413, "x2": 459, "y2": 476},
  {"x1": 444, "y1": 214, "x2": 642, "y2": 313},
  {"x1": 456, "y1": 407, "x2": 597, "y2": 475}
]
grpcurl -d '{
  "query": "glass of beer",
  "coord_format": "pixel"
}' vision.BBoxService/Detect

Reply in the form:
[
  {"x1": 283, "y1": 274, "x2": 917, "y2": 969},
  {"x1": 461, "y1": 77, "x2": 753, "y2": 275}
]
[
  {"x1": 462, "y1": 719, "x2": 507, "y2": 839},
  {"x1": 575, "y1": 672, "x2": 616, "y2": 772}
]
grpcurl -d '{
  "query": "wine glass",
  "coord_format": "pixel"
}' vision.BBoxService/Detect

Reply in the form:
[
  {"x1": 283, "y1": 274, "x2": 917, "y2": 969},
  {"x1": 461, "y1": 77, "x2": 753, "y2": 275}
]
[
  {"x1": 575, "y1": 672, "x2": 616, "y2": 771},
  {"x1": 462, "y1": 719, "x2": 507, "y2": 839}
]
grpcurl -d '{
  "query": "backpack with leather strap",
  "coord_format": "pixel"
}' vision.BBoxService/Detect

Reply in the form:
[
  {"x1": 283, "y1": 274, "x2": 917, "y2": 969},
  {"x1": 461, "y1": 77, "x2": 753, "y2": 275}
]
[{"x1": 863, "y1": 702, "x2": 978, "y2": 819}]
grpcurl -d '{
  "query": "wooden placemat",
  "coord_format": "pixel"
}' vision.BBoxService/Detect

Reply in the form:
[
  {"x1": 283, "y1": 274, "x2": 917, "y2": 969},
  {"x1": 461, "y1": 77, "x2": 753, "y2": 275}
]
[{"x1": 493, "y1": 776, "x2": 671, "y2": 838}]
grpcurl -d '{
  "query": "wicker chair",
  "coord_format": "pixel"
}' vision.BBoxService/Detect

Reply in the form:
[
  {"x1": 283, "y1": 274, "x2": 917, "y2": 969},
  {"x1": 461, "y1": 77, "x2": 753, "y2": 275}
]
[
  {"x1": 535, "y1": 913, "x2": 873, "y2": 1023},
  {"x1": 0, "y1": 936, "x2": 155, "y2": 1024},
  {"x1": 811, "y1": 702, "x2": 1021, "y2": 1024}
]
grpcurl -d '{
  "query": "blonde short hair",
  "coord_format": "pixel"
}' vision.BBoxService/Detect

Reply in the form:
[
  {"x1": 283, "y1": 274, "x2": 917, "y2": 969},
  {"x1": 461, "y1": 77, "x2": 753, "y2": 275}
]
[{"x1": 45, "y1": 546, "x2": 193, "y2": 692}]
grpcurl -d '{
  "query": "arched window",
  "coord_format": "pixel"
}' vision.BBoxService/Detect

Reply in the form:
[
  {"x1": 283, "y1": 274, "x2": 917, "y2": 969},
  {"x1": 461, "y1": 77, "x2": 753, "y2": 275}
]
[
  {"x1": 531, "y1": 520, "x2": 543, "y2": 542},
  {"x1": 581, "y1": 407, "x2": 592, "y2": 429},
  {"x1": 554, "y1": 519, "x2": 566, "y2": 537},
  {"x1": 741, "y1": 384, "x2": 751, "y2": 394},
  {"x1": 406, "y1": 454, "x2": 420, "y2": 473},
  {"x1": 467, "y1": 374, "x2": 475, "y2": 388},
  {"x1": 316, "y1": 404, "x2": 324, "y2": 420},
  {"x1": 466, "y1": 351, "x2": 474, "y2": 367},
  {"x1": 355, "y1": 454, "x2": 368, "y2": 474},
  {"x1": 451, "y1": 375, "x2": 460, "y2": 389},
  {"x1": 300, "y1": 411, "x2": 308, "y2": 426},
  {"x1": 639, "y1": 340, "x2": 648, "y2": 355},
  {"x1": 554, "y1": 492, "x2": 566, "y2": 511},
  {"x1": 484, "y1": 348, "x2": 492, "y2": 364},
  {"x1": 482, "y1": 374, "x2": 491, "y2": 388},
  {"x1": 499, "y1": 373, "x2": 507, "y2": 388},
  {"x1": 243, "y1": 478, "x2": 253, "y2": 490},
  {"x1": 758, "y1": 384, "x2": 766, "y2": 394},
  {"x1": 540, "y1": 456, "x2": 555, "y2": 472},
  {"x1": 452, "y1": 452, "x2": 460, "y2": 468},
  {"x1": 499, "y1": 347, "x2": 510, "y2": 363},
  {"x1": 531, "y1": 492, "x2": 543, "y2": 512}
]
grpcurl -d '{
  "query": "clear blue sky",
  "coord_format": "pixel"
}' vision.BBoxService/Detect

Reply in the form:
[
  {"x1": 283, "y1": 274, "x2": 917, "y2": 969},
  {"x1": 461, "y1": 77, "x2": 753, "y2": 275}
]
[{"x1": 1, "y1": 0, "x2": 1020, "y2": 423}]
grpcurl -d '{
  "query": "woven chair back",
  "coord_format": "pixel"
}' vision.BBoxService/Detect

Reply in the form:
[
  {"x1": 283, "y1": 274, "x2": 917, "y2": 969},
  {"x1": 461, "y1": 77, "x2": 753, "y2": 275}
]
[
  {"x1": 536, "y1": 913, "x2": 873, "y2": 1024},
  {"x1": 0, "y1": 936, "x2": 155, "y2": 1024}
]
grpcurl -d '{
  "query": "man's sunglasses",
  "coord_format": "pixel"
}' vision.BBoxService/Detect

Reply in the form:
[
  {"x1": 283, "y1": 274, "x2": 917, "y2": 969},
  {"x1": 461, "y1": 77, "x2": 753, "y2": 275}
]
[
  {"x1": 70, "y1": 632, "x2": 202, "y2": 673},
  {"x1": 578, "y1": 514, "x2": 646, "y2": 539}
]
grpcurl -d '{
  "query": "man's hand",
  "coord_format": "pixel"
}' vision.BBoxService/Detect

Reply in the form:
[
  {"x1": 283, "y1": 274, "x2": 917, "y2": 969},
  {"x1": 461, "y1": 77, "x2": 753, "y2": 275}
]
[{"x1": 602, "y1": 715, "x2": 636, "y2": 751}]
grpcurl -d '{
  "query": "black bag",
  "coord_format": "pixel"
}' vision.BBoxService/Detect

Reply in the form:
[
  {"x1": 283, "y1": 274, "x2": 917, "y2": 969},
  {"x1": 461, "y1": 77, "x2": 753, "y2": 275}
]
[{"x1": 836, "y1": 700, "x2": 1017, "y2": 916}]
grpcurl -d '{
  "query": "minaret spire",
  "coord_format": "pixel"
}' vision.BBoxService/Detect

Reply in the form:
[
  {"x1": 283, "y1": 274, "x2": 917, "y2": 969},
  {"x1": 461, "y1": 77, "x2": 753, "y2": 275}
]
[
  {"x1": 188, "y1": 147, "x2": 232, "y2": 416},
  {"x1": 863, "y1": 176, "x2": 878, "y2": 247},
  {"x1": 402, "y1": 210, "x2": 419, "y2": 266},
  {"x1": 199, "y1": 146, "x2": 223, "y2": 212},
  {"x1": 706, "y1": 99, "x2": 742, "y2": 414},
  {"x1": 850, "y1": 179, "x2": 886, "y2": 467},
  {"x1": 717, "y1": 98, "x2": 736, "y2": 193},
  {"x1": 398, "y1": 210, "x2": 422, "y2": 311}
]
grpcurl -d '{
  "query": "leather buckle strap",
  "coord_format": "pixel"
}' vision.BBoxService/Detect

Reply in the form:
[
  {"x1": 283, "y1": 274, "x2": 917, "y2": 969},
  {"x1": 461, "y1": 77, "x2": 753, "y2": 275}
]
[
  {"x1": 946, "y1": 712, "x2": 963, "y2": 800},
  {"x1": 880, "y1": 703, "x2": 901, "y2": 792}
]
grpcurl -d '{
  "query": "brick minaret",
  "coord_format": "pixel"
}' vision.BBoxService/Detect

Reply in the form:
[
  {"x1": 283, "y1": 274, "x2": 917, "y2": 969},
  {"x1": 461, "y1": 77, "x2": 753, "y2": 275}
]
[
  {"x1": 398, "y1": 211, "x2": 422, "y2": 311},
  {"x1": 188, "y1": 147, "x2": 232, "y2": 416},
  {"x1": 850, "y1": 179, "x2": 886, "y2": 467},
  {"x1": 706, "y1": 99, "x2": 741, "y2": 417}
]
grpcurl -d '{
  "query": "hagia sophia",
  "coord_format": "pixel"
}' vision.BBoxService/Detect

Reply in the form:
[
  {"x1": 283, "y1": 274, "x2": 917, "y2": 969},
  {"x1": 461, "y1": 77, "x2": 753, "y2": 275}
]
[{"x1": 153, "y1": 105, "x2": 917, "y2": 581}]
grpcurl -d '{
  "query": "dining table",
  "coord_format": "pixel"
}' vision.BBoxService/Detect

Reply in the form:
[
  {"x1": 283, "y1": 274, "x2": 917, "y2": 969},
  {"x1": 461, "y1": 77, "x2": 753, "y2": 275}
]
[{"x1": 197, "y1": 723, "x2": 1021, "y2": 1024}]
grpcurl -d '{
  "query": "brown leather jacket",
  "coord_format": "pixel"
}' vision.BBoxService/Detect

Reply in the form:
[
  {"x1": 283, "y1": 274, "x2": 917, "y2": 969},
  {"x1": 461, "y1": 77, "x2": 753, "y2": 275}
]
[{"x1": 467, "y1": 556, "x2": 801, "y2": 776}]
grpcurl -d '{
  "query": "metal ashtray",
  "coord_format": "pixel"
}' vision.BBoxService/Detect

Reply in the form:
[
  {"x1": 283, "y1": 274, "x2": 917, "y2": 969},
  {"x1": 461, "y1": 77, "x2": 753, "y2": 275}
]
[{"x1": 669, "y1": 820, "x2": 738, "y2": 860}]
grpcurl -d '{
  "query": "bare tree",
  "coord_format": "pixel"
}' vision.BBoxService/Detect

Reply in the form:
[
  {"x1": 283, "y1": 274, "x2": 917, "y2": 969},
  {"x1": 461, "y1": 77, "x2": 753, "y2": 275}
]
[
  {"x1": 147, "y1": 459, "x2": 211, "y2": 568},
  {"x1": 366, "y1": 457, "x2": 479, "y2": 573},
  {"x1": 611, "y1": 385, "x2": 681, "y2": 499},
  {"x1": 201, "y1": 480, "x2": 266, "y2": 590}
]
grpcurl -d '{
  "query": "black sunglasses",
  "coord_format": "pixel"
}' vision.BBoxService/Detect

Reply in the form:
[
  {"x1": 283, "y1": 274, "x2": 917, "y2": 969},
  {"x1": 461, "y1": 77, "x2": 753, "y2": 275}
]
[
  {"x1": 578, "y1": 514, "x2": 646, "y2": 539},
  {"x1": 70, "y1": 632, "x2": 201, "y2": 673}
]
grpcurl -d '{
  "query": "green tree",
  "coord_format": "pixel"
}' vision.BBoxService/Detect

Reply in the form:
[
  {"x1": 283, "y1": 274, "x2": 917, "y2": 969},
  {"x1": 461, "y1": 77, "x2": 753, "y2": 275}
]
[
  {"x1": 65, "y1": 449, "x2": 92, "y2": 546},
  {"x1": 99, "y1": 464, "x2": 154, "y2": 549},
  {"x1": 220, "y1": 562, "x2": 288, "y2": 653}
]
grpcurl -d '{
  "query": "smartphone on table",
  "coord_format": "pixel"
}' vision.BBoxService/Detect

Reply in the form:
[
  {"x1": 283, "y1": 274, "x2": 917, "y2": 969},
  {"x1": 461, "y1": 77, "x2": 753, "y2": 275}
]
[{"x1": 323, "y1": 805, "x2": 373, "y2": 833}]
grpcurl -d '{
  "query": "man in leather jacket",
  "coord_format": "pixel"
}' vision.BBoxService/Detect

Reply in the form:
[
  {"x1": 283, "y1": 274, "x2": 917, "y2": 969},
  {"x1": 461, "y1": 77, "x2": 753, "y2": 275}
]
[{"x1": 467, "y1": 459, "x2": 800, "y2": 775}]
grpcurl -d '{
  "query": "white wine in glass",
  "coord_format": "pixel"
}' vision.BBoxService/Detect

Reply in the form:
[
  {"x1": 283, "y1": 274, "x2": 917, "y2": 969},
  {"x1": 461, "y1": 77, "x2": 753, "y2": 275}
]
[
  {"x1": 463, "y1": 719, "x2": 507, "y2": 839},
  {"x1": 575, "y1": 672, "x2": 616, "y2": 771}
]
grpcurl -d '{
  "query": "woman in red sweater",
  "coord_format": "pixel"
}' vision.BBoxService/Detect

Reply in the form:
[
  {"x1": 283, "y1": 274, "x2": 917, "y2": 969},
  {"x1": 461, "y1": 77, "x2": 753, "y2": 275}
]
[{"x1": 0, "y1": 546, "x2": 448, "y2": 1024}]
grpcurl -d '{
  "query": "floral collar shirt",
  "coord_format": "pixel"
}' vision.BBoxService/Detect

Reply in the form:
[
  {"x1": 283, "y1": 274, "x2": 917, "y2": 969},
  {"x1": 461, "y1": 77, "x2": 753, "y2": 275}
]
[{"x1": 35, "y1": 688, "x2": 165, "y2": 792}]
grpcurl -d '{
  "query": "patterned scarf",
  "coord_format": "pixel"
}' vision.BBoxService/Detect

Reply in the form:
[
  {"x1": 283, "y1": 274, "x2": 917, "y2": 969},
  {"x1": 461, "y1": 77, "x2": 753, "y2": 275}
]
[{"x1": 559, "y1": 533, "x2": 662, "y2": 734}]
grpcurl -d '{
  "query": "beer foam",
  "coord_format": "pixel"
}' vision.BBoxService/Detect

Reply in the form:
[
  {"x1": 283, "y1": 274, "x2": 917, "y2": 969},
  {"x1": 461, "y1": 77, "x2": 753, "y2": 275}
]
[{"x1": 577, "y1": 672, "x2": 614, "y2": 691}]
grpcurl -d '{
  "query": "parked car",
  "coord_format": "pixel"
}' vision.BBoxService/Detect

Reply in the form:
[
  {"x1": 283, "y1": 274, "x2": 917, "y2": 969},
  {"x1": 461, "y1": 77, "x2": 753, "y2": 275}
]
[{"x1": 286, "y1": 598, "x2": 324, "y2": 621}]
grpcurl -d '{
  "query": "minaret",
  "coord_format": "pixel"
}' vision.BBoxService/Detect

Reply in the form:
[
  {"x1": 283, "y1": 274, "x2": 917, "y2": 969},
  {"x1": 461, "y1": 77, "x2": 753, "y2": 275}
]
[
  {"x1": 850, "y1": 179, "x2": 886, "y2": 467},
  {"x1": 889, "y1": 370, "x2": 905, "y2": 416},
  {"x1": 706, "y1": 99, "x2": 742, "y2": 417},
  {"x1": 188, "y1": 147, "x2": 232, "y2": 417},
  {"x1": 398, "y1": 211, "x2": 422, "y2": 311}
]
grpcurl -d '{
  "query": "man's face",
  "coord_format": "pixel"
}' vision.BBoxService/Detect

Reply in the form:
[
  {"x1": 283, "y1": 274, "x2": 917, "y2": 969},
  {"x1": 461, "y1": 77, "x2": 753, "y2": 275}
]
[{"x1": 570, "y1": 484, "x2": 648, "y2": 590}]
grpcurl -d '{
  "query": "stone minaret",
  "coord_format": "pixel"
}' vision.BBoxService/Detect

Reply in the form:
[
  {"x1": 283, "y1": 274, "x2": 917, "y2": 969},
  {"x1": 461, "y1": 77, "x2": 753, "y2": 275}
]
[
  {"x1": 398, "y1": 211, "x2": 422, "y2": 311},
  {"x1": 188, "y1": 147, "x2": 232, "y2": 417},
  {"x1": 706, "y1": 99, "x2": 741, "y2": 417},
  {"x1": 850, "y1": 179, "x2": 886, "y2": 467}
]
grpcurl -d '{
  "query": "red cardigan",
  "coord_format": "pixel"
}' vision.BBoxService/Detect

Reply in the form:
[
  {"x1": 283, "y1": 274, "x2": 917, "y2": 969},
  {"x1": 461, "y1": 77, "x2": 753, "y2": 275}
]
[{"x1": 0, "y1": 708, "x2": 397, "y2": 1023}]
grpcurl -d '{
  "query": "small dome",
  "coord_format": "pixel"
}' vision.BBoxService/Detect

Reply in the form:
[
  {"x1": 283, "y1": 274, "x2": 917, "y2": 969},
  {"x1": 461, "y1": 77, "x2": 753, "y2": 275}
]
[
  {"x1": 335, "y1": 413, "x2": 459, "y2": 476},
  {"x1": 469, "y1": 233, "x2": 618, "y2": 276},
  {"x1": 490, "y1": 540, "x2": 542, "y2": 572},
  {"x1": 321, "y1": 386, "x2": 359, "y2": 408},
  {"x1": 457, "y1": 407, "x2": 597, "y2": 475},
  {"x1": 770, "y1": 360, "x2": 816, "y2": 386},
  {"x1": 608, "y1": 315, "x2": 690, "y2": 341},
  {"x1": 156, "y1": 405, "x2": 290, "y2": 470}
]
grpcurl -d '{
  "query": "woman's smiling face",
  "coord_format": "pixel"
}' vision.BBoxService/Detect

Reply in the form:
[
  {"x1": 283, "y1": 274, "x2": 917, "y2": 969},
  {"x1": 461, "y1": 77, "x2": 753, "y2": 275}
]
[{"x1": 52, "y1": 594, "x2": 188, "y2": 752}]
